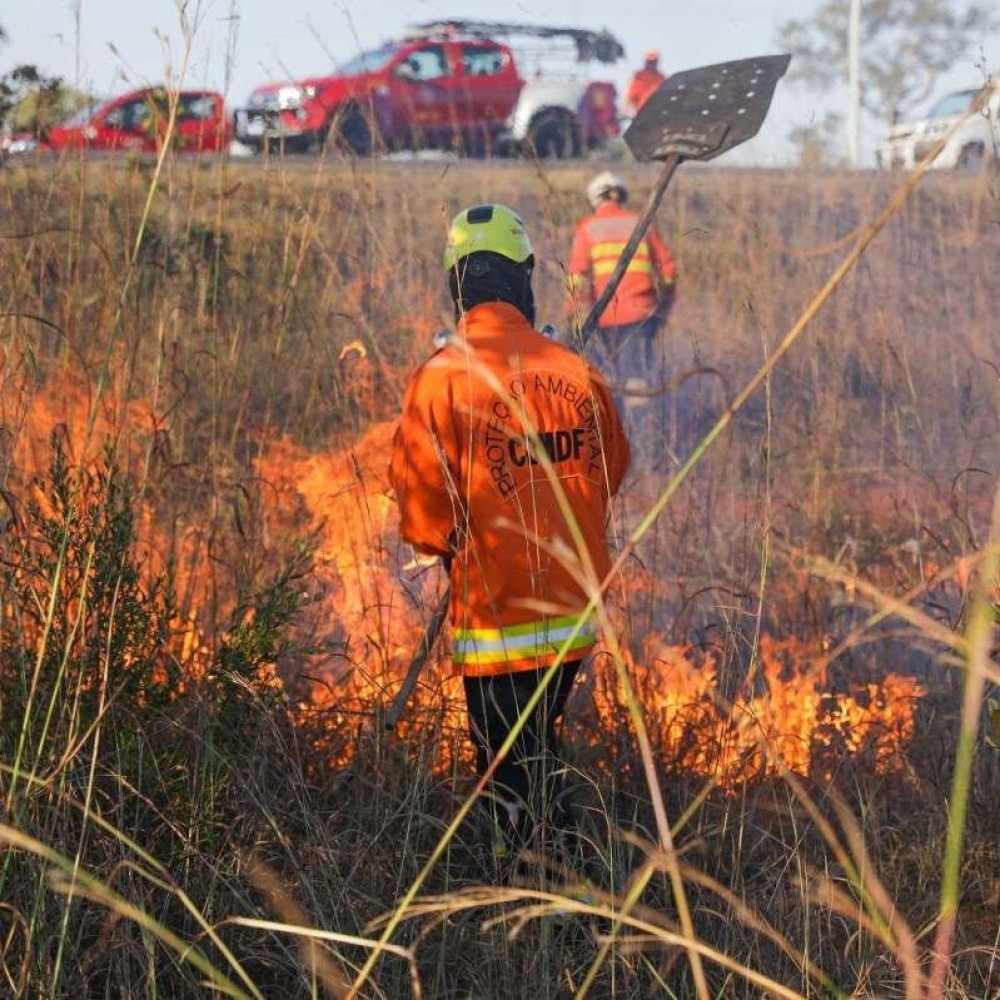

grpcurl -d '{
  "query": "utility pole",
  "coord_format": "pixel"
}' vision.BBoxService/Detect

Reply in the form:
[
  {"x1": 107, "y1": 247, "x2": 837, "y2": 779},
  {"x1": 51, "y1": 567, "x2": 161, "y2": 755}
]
[{"x1": 848, "y1": 0, "x2": 862, "y2": 167}]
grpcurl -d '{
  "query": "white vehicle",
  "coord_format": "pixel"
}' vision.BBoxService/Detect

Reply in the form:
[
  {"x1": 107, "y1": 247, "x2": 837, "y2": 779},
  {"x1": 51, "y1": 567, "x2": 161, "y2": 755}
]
[{"x1": 876, "y1": 81, "x2": 1000, "y2": 171}]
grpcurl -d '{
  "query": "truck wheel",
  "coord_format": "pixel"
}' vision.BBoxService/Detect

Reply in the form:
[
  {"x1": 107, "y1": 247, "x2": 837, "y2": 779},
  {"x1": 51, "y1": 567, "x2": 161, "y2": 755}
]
[
  {"x1": 331, "y1": 105, "x2": 375, "y2": 157},
  {"x1": 526, "y1": 110, "x2": 581, "y2": 159},
  {"x1": 293, "y1": 133, "x2": 322, "y2": 154},
  {"x1": 956, "y1": 143, "x2": 985, "y2": 171}
]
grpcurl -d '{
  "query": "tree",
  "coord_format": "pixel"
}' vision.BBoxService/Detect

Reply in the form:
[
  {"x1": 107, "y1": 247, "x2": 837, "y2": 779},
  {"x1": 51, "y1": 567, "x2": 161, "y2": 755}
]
[
  {"x1": 0, "y1": 25, "x2": 90, "y2": 141},
  {"x1": 0, "y1": 66, "x2": 93, "y2": 142},
  {"x1": 777, "y1": 0, "x2": 999, "y2": 126},
  {"x1": 2, "y1": 67, "x2": 59, "y2": 135}
]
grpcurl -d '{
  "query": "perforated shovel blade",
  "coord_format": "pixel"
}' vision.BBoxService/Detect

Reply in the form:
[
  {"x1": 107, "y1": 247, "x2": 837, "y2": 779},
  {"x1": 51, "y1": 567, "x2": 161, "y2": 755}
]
[{"x1": 624, "y1": 53, "x2": 791, "y2": 162}]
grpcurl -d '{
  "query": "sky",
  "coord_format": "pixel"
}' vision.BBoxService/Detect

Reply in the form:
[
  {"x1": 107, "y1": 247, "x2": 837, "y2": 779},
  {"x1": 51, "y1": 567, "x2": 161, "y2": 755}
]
[{"x1": 2, "y1": 0, "x2": 998, "y2": 165}]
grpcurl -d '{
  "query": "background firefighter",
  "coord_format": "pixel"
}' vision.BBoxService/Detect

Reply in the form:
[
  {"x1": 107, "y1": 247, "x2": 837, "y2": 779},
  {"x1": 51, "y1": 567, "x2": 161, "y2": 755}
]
[
  {"x1": 566, "y1": 170, "x2": 678, "y2": 454},
  {"x1": 389, "y1": 203, "x2": 630, "y2": 870},
  {"x1": 625, "y1": 49, "x2": 667, "y2": 114}
]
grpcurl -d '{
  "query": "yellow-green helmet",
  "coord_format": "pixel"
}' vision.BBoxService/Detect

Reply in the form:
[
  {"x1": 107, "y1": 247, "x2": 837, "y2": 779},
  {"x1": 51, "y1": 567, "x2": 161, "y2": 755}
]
[{"x1": 442, "y1": 204, "x2": 534, "y2": 273}]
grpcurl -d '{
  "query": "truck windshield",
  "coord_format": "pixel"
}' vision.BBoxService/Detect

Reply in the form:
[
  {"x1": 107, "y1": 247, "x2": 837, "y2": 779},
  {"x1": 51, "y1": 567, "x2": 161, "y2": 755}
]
[
  {"x1": 926, "y1": 89, "x2": 978, "y2": 119},
  {"x1": 61, "y1": 102, "x2": 101, "y2": 126},
  {"x1": 337, "y1": 45, "x2": 400, "y2": 76}
]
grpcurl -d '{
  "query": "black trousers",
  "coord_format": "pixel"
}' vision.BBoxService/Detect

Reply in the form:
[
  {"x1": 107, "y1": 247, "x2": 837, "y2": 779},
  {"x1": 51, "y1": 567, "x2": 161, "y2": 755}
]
[{"x1": 463, "y1": 660, "x2": 581, "y2": 850}]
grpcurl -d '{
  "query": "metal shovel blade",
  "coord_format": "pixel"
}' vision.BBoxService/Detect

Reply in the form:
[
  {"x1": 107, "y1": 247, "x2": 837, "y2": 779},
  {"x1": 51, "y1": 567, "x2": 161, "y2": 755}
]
[{"x1": 624, "y1": 53, "x2": 791, "y2": 162}]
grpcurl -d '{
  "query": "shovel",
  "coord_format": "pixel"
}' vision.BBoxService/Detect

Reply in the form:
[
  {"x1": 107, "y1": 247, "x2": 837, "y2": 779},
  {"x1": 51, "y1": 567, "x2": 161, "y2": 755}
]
[
  {"x1": 384, "y1": 584, "x2": 450, "y2": 730},
  {"x1": 385, "y1": 54, "x2": 790, "y2": 731},
  {"x1": 575, "y1": 52, "x2": 791, "y2": 349}
]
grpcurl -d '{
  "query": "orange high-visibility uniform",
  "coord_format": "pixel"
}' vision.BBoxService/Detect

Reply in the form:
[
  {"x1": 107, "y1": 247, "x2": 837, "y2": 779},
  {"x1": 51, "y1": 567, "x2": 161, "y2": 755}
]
[
  {"x1": 626, "y1": 67, "x2": 666, "y2": 113},
  {"x1": 389, "y1": 302, "x2": 630, "y2": 677},
  {"x1": 566, "y1": 201, "x2": 678, "y2": 328}
]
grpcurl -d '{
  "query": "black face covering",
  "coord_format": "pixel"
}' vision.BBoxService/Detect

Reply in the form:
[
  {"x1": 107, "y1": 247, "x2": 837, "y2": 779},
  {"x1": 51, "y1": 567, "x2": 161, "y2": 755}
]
[{"x1": 449, "y1": 251, "x2": 536, "y2": 326}]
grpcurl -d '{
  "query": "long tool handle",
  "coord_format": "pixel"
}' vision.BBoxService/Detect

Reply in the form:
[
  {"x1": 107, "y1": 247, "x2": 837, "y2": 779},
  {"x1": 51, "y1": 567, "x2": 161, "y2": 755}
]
[
  {"x1": 575, "y1": 155, "x2": 681, "y2": 352},
  {"x1": 385, "y1": 587, "x2": 450, "y2": 730}
]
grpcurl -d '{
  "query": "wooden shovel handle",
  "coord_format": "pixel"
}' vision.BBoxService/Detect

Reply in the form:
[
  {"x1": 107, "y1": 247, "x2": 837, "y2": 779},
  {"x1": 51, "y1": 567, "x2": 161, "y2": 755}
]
[{"x1": 384, "y1": 588, "x2": 450, "y2": 731}]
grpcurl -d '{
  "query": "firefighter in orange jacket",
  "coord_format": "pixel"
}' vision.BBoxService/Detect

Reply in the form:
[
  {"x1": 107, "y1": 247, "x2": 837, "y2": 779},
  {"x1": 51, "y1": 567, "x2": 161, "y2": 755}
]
[
  {"x1": 625, "y1": 50, "x2": 666, "y2": 114},
  {"x1": 567, "y1": 171, "x2": 678, "y2": 420},
  {"x1": 389, "y1": 204, "x2": 630, "y2": 859}
]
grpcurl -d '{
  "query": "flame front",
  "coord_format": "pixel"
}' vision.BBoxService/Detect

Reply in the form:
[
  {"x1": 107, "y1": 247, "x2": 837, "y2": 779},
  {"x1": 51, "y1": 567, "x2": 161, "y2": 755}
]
[{"x1": 4, "y1": 370, "x2": 926, "y2": 787}]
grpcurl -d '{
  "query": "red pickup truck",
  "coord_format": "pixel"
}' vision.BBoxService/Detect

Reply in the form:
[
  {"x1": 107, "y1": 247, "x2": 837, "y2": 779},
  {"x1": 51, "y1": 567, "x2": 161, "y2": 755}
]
[
  {"x1": 3, "y1": 87, "x2": 231, "y2": 155},
  {"x1": 233, "y1": 21, "x2": 624, "y2": 157}
]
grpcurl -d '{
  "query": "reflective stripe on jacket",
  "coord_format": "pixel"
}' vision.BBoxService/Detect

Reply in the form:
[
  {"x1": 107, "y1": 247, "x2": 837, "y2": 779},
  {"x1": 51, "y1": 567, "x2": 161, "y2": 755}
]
[
  {"x1": 389, "y1": 302, "x2": 631, "y2": 677},
  {"x1": 566, "y1": 202, "x2": 678, "y2": 328}
]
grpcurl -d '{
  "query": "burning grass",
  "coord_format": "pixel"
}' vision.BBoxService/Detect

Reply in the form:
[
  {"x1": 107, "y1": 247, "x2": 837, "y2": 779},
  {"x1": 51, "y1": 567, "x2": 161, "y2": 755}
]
[{"x1": 0, "y1": 152, "x2": 998, "y2": 997}]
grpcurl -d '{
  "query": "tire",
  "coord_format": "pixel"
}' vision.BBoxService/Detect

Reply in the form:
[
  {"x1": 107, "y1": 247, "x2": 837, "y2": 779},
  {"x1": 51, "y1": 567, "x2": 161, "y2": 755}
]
[
  {"x1": 292, "y1": 133, "x2": 322, "y2": 155},
  {"x1": 329, "y1": 105, "x2": 376, "y2": 157},
  {"x1": 526, "y1": 110, "x2": 581, "y2": 160},
  {"x1": 956, "y1": 143, "x2": 985, "y2": 172}
]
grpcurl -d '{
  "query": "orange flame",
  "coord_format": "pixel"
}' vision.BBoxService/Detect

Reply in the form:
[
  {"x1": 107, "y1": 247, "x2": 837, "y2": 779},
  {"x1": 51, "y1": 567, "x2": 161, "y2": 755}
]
[
  {"x1": 3, "y1": 365, "x2": 928, "y2": 787},
  {"x1": 591, "y1": 635, "x2": 925, "y2": 784}
]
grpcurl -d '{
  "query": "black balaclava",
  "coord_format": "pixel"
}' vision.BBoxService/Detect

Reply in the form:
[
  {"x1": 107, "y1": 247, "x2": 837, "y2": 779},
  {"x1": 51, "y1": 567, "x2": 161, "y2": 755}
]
[{"x1": 449, "y1": 251, "x2": 536, "y2": 326}]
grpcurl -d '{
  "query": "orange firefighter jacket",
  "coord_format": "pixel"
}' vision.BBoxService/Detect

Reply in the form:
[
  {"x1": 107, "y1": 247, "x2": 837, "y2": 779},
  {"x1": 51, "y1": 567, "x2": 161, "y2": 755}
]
[
  {"x1": 389, "y1": 302, "x2": 631, "y2": 677},
  {"x1": 566, "y1": 201, "x2": 678, "y2": 329},
  {"x1": 626, "y1": 67, "x2": 666, "y2": 113}
]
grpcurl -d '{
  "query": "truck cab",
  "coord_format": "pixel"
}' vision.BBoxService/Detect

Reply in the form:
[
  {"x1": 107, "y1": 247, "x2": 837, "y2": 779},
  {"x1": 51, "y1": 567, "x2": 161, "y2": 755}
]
[
  {"x1": 55, "y1": 88, "x2": 229, "y2": 153},
  {"x1": 234, "y1": 34, "x2": 524, "y2": 155},
  {"x1": 4, "y1": 87, "x2": 231, "y2": 156}
]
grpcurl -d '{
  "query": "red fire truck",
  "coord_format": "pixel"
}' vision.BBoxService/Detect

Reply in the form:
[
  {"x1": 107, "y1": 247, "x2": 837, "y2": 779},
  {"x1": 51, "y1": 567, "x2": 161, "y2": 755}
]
[{"x1": 233, "y1": 21, "x2": 625, "y2": 157}]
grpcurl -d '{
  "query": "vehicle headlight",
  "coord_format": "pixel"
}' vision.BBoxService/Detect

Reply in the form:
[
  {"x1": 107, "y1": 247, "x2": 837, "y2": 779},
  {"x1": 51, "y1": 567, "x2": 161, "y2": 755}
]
[
  {"x1": 277, "y1": 85, "x2": 317, "y2": 110},
  {"x1": 3, "y1": 136, "x2": 37, "y2": 154},
  {"x1": 276, "y1": 86, "x2": 300, "y2": 109}
]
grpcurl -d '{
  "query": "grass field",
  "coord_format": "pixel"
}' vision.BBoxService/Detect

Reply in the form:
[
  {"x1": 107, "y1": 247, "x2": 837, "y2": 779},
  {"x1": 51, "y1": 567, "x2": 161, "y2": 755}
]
[{"x1": 0, "y1": 149, "x2": 999, "y2": 998}]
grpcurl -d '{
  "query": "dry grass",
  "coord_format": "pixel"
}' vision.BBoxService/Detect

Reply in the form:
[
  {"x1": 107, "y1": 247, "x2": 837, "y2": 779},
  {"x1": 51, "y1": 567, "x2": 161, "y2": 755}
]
[{"x1": 0, "y1": 148, "x2": 999, "y2": 998}]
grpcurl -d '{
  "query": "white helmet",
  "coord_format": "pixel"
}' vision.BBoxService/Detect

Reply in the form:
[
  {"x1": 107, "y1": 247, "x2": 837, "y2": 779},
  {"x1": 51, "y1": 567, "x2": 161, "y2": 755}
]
[{"x1": 586, "y1": 170, "x2": 627, "y2": 209}]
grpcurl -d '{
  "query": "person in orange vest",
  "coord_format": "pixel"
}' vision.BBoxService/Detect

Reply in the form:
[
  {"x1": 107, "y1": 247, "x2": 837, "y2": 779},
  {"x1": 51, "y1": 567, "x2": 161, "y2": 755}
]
[
  {"x1": 389, "y1": 203, "x2": 630, "y2": 867},
  {"x1": 566, "y1": 171, "x2": 678, "y2": 442},
  {"x1": 625, "y1": 50, "x2": 666, "y2": 114}
]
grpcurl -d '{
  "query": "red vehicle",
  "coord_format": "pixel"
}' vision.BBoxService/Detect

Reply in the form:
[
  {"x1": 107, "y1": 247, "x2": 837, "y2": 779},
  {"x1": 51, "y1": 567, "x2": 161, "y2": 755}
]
[
  {"x1": 6, "y1": 87, "x2": 231, "y2": 155},
  {"x1": 234, "y1": 21, "x2": 624, "y2": 157}
]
